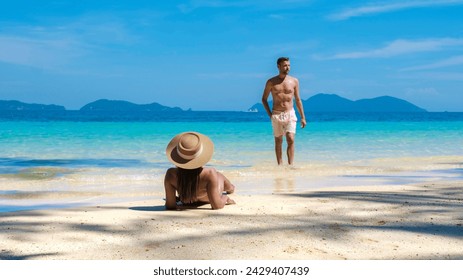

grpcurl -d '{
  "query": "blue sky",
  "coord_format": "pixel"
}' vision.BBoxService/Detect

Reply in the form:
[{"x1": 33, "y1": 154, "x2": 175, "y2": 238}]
[{"x1": 0, "y1": 0, "x2": 462, "y2": 111}]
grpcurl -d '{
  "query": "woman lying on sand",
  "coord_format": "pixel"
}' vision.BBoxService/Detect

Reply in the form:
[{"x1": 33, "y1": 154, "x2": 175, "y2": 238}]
[{"x1": 164, "y1": 131, "x2": 236, "y2": 210}]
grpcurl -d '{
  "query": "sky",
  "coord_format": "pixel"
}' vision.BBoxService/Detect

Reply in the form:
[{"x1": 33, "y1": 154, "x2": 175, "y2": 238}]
[{"x1": 0, "y1": 0, "x2": 462, "y2": 111}]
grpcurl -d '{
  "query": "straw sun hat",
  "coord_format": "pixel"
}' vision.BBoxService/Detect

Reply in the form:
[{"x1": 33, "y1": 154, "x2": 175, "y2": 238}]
[{"x1": 166, "y1": 131, "x2": 214, "y2": 169}]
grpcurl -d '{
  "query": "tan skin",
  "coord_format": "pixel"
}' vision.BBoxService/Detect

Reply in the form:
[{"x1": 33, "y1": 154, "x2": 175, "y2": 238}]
[
  {"x1": 261, "y1": 59, "x2": 306, "y2": 165},
  {"x1": 164, "y1": 167, "x2": 235, "y2": 210}
]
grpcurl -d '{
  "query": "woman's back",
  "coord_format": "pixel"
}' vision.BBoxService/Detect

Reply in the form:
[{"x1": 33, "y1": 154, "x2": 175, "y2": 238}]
[
  {"x1": 164, "y1": 131, "x2": 235, "y2": 210},
  {"x1": 164, "y1": 167, "x2": 235, "y2": 210}
]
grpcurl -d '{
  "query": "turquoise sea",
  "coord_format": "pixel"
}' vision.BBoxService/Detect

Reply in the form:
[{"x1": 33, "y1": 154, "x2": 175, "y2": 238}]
[{"x1": 1, "y1": 111, "x2": 463, "y2": 212}]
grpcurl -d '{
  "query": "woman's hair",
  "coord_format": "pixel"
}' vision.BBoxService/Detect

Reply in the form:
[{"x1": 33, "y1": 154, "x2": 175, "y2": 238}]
[{"x1": 177, "y1": 167, "x2": 202, "y2": 204}]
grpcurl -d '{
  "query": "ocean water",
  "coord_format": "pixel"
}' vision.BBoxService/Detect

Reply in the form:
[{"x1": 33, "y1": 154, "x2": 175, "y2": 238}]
[{"x1": 1, "y1": 112, "x2": 463, "y2": 212}]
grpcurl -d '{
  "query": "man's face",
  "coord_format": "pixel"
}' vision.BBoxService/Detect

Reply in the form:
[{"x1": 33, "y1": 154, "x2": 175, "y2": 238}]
[{"x1": 278, "y1": 60, "x2": 290, "y2": 75}]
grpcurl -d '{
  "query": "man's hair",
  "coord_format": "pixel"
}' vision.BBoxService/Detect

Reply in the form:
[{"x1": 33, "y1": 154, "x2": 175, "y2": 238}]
[{"x1": 277, "y1": 57, "x2": 289, "y2": 65}]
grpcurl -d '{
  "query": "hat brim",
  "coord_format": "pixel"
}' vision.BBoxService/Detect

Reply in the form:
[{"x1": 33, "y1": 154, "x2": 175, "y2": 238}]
[{"x1": 166, "y1": 132, "x2": 214, "y2": 169}]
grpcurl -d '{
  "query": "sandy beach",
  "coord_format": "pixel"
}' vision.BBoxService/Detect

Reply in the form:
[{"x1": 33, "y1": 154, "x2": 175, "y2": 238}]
[{"x1": 1, "y1": 177, "x2": 462, "y2": 260}]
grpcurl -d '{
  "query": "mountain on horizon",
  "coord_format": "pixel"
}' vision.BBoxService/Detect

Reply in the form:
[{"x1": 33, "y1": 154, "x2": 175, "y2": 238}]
[
  {"x1": 0, "y1": 99, "x2": 184, "y2": 112},
  {"x1": 79, "y1": 99, "x2": 184, "y2": 112},
  {"x1": 1, "y1": 94, "x2": 426, "y2": 113},
  {"x1": 249, "y1": 93, "x2": 427, "y2": 113},
  {"x1": 0, "y1": 100, "x2": 65, "y2": 111}
]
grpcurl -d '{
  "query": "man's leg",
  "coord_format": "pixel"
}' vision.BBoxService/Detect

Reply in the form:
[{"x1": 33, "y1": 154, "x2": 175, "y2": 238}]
[
  {"x1": 286, "y1": 132, "x2": 295, "y2": 165},
  {"x1": 274, "y1": 136, "x2": 283, "y2": 165}
]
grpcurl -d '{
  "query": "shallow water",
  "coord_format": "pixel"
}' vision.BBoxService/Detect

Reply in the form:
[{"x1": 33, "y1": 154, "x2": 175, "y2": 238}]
[{"x1": 1, "y1": 115, "x2": 463, "y2": 212}]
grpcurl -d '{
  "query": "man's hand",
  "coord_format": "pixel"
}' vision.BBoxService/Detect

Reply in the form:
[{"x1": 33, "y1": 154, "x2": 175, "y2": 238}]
[{"x1": 301, "y1": 118, "x2": 307, "y2": 129}]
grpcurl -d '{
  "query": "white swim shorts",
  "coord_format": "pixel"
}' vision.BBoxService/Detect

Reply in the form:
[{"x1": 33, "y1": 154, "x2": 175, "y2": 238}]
[{"x1": 271, "y1": 109, "x2": 297, "y2": 137}]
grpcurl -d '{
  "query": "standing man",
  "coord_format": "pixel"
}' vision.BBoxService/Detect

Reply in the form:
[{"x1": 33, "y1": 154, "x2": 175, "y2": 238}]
[{"x1": 261, "y1": 57, "x2": 306, "y2": 165}]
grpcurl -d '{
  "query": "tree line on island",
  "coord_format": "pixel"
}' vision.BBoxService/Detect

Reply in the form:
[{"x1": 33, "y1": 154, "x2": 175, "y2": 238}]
[{"x1": 0, "y1": 93, "x2": 426, "y2": 113}]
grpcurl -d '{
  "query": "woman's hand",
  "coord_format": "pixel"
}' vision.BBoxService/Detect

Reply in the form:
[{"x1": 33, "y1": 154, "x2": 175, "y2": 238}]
[{"x1": 226, "y1": 197, "x2": 236, "y2": 205}]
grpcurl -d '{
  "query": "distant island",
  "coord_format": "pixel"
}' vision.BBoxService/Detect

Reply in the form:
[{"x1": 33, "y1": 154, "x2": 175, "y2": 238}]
[
  {"x1": 0, "y1": 99, "x2": 184, "y2": 112},
  {"x1": 249, "y1": 93, "x2": 427, "y2": 113},
  {"x1": 80, "y1": 99, "x2": 184, "y2": 112},
  {"x1": 1, "y1": 94, "x2": 426, "y2": 113},
  {"x1": 0, "y1": 100, "x2": 65, "y2": 111}
]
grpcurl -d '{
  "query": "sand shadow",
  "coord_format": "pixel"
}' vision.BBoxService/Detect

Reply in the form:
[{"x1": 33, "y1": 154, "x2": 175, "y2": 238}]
[
  {"x1": 129, "y1": 202, "x2": 212, "y2": 211},
  {"x1": 0, "y1": 251, "x2": 59, "y2": 260},
  {"x1": 129, "y1": 205, "x2": 166, "y2": 212},
  {"x1": 281, "y1": 185, "x2": 463, "y2": 239}
]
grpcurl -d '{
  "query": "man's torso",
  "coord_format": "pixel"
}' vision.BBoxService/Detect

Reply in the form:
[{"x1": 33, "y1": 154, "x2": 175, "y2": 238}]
[{"x1": 269, "y1": 75, "x2": 296, "y2": 112}]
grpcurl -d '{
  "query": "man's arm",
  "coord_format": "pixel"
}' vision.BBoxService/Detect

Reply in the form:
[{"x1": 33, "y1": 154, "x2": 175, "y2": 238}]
[
  {"x1": 293, "y1": 78, "x2": 306, "y2": 128},
  {"x1": 261, "y1": 80, "x2": 273, "y2": 118}
]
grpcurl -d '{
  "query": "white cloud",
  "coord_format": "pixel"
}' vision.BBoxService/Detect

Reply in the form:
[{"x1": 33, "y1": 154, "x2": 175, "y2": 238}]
[
  {"x1": 329, "y1": 0, "x2": 463, "y2": 21},
  {"x1": 0, "y1": 13, "x2": 141, "y2": 70},
  {"x1": 400, "y1": 71, "x2": 463, "y2": 81},
  {"x1": 401, "y1": 55, "x2": 463, "y2": 71},
  {"x1": 405, "y1": 87, "x2": 440, "y2": 97},
  {"x1": 322, "y1": 38, "x2": 463, "y2": 60},
  {"x1": 0, "y1": 35, "x2": 81, "y2": 69}
]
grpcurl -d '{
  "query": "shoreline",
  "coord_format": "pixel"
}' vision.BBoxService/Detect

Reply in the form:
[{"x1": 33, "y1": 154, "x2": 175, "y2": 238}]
[
  {"x1": 1, "y1": 155, "x2": 462, "y2": 213},
  {"x1": 2, "y1": 168, "x2": 462, "y2": 214},
  {"x1": 1, "y1": 179, "x2": 462, "y2": 260}
]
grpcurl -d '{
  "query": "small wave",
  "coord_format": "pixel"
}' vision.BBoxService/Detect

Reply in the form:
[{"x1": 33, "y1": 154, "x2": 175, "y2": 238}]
[
  {"x1": 0, "y1": 167, "x2": 72, "y2": 180},
  {"x1": 0, "y1": 157, "x2": 153, "y2": 168},
  {"x1": 0, "y1": 190, "x2": 105, "y2": 200}
]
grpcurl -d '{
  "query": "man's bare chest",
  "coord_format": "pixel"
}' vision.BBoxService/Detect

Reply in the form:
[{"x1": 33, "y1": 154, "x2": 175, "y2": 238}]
[{"x1": 272, "y1": 83, "x2": 294, "y2": 95}]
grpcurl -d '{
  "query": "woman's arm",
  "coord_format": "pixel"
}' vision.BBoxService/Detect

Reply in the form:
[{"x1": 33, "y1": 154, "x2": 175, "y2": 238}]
[
  {"x1": 205, "y1": 169, "x2": 234, "y2": 210},
  {"x1": 164, "y1": 168, "x2": 178, "y2": 210}
]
